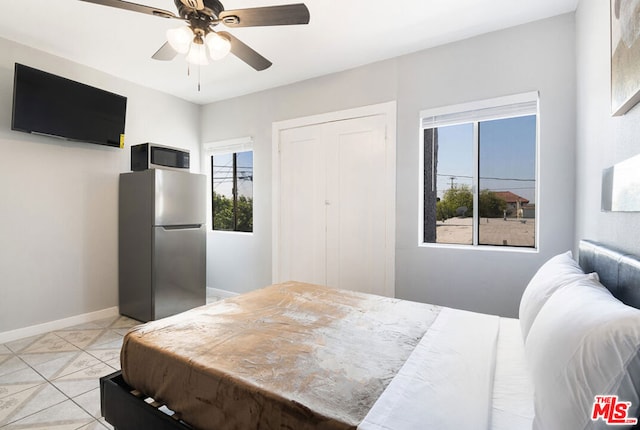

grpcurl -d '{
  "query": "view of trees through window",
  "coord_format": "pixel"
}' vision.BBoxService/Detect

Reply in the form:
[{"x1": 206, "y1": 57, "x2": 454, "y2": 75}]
[
  {"x1": 424, "y1": 114, "x2": 537, "y2": 248},
  {"x1": 211, "y1": 151, "x2": 253, "y2": 232}
]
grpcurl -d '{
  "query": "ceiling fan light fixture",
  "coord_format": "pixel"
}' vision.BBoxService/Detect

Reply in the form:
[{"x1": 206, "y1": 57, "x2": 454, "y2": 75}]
[
  {"x1": 205, "y1": 32, "x2": 231, "y2": 60},
  {"x1": 87, "y1": 0, "x2": 310, "y2": 72},
  {"x1": 186, "y1": 42, "x2": 210, "y2": 65},
  {"x1": 166, "y1": 26, "x2": 193, "y2": 54}
]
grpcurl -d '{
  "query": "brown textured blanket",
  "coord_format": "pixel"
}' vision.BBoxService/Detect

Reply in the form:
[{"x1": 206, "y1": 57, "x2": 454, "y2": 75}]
[{"x1": 121, "y1": 281, "x2": 440, "y2": 430}]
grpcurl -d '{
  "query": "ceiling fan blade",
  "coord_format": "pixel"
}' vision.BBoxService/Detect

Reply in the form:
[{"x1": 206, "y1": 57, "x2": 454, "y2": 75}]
[
  {"x1": 152, "y1": 42, "x2": 178, "y2": 61},
  {"x1": 179, "y1": 0, "x2": 206, "y2": 11},
  {"x1": 218, "y1": 31, "x2": 272, "y2": 71},
  {"x1": 78, "y1": 0, "x2": 179, "y2": 19},
  {"x1": 219, "y1": 4, "x2": 310, "y2": 27}
]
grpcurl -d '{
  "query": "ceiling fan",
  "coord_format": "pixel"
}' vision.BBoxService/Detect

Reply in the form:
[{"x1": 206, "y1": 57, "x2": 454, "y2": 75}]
[{"x1": 79, "y1": 0, "x2": 310, "y2": 71}]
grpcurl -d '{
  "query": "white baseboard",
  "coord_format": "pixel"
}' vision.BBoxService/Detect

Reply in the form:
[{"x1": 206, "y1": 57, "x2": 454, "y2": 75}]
[
  {"x1": 0, "y1": 306, "x2": 120, "y2": 344},
  {"x1": 0, "y1": 289, "x2": 239, "y2": 345},
  {"x1": 207, "y1": 287, "x2": 239, "y2": 299}
]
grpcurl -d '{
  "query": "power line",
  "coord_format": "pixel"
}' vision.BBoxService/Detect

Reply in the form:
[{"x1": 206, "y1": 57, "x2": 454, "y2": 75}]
[
  {"x1": 213, "y1": 175, "x2": 253, "y2": 180},
  {"x1": 212, "y1": 165, "x2": 253, "y2": 169},
  {"x1": 485, "y1": 187, "x2": 535, "y2": 191},
  {"x1": 436, "y1": 173, "x2": 534, "y2": 182}
]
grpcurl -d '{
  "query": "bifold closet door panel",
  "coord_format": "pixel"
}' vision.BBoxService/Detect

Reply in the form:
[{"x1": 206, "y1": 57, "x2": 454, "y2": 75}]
[
  {"x1": 278, "y1": 124, "x2": 328, "y2": 286},
  {"x1": 324, "y1": 115, "x2": 389, "y2": 296}
]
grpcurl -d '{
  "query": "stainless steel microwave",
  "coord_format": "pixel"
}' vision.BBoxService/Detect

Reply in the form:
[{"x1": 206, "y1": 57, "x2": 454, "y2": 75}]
[{"x1": 131, "y1": 143, "x2": 190, "y2": 172}]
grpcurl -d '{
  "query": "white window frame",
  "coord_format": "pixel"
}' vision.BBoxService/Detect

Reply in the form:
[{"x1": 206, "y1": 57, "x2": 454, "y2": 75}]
[
  {"x1": 418, "y1": 92, "x2": 540, "y2": 251},
  {"x1": 203, "y1": 137, "x2": 254, "y2": 234}
]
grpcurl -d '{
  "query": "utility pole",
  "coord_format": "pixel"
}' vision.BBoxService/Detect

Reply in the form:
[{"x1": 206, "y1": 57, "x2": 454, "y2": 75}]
[{"x1": 450, "y1": 176, "x2": 455, "y2": 189}]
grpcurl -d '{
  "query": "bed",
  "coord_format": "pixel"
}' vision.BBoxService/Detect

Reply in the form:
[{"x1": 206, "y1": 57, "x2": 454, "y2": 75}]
[{"x1": 101, "y1": 240, "x2": 640, "y2": 430}]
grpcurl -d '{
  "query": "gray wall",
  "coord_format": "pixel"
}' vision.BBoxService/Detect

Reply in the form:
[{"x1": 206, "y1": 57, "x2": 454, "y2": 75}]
[
  {"x1": 575, "y1": 0, "x2": 640, "y2": 253},
  {"x1": 203, "y1": 13, "x2": 577, "y2": 317},
  {"x1": 0, "y1": 38, "x2": 201, "y2": 333}
]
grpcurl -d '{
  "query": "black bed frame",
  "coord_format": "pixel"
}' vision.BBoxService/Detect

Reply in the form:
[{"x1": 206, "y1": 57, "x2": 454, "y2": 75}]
[
  {"x1": 101, "y1": 240, "x2": 640, "y2": 430},
  {"x1": 100, "y1": 371, "x2": 194, "y2": 430}
]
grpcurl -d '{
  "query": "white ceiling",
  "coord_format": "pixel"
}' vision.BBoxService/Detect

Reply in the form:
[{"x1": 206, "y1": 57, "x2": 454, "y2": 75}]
[{"x1": 0, "y1": 0, "x2": 578, "y2": 105}]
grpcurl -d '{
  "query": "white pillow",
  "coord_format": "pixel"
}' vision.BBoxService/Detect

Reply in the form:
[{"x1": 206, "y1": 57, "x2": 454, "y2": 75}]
[
  {"x1": 525, "y1": 277, "x2": 640, "y2": 430},
  {"x1": 519, "y1": 251, "x2": 594, "y2": 341}
]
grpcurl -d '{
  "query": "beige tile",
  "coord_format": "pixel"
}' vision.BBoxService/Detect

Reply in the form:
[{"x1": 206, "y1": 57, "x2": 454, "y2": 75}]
[
  {"x1": 30, "y1": 351, "x2": 102, "y2": 380},
  {"x1": 18, "y1": 348, "x2": 82, "y2": 367},
  {"x1": 85, "y1": 348, "x2": 120, "y2": 364},
  {"x1": 5, "y1": 334, "x2": 42, "y2": 354},
  {"x1": 112, "y1": 328, "x2": 132, "y2": 336},
  {"x1": 0, "y1": 356, "x2": 29, "y2": 378},
  {"x1": 78, "y1": 420, "x2": 111, "y2": 429},
  {"x1": 18, "y1": 350, "x2": 79, "y2": 368},
  {"x1": 51, "y1": 362, "x2": 113, "y2": 398},
  {"x1": 0, "y1": 382, "x2": 66, "y2": 426},
  {"x1": 92, "y1": 315, "x2": 140, "y2": 330},
  {"x1": 89, "y1": 331, "x2": 123, "y2": 349},
  {"x1": 109, "y1": 316, "x2": 140, "y2": 329},
  {"x1": 90, "y1": 316, "x2": 120, "y2": 329},
  {"x1": 0, "y1": 366, "x2": 46, "y2": 400},
  {"x1": 105, "y1": 358, "x2": 120, "y2": 371},
  {"x1": 55, "y1": 330, "x2": 105, "y2": 350},
  {"x1": 0, "y1": 354, "x2": 12, "y2": 367},
  {"x1": 93, "y1": 340, "x2": 123, "y2": 353},
  {"x1": 73, "y1": 387, "x2": 101, "y2": 418},
  {"x1": 2, "y1": 398, "x2": 94, "y2": 429},
  {"x1": 57, "y1": 321, "x2": 104, "y2": 331},
  {"x1": 17, "y1": 333, "x2": 77, "y2": 354}
]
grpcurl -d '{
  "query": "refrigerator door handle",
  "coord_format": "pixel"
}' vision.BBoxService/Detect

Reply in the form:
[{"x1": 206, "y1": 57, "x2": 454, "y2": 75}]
[{"x1": 160, "y1": 224, "x2": 203, "y2": 230}]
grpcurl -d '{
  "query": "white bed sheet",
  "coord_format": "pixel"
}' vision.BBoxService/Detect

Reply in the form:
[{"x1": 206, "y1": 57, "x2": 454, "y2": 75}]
[
  {"x1": 359, "y1": 307, "x2": 499, "y2": 430},
  {"x1": 491, "y1": 317, "x2": 534, "y2": 430},
  {"x1": 359, "y1": 308, "x2": 535, "y2": 430}
]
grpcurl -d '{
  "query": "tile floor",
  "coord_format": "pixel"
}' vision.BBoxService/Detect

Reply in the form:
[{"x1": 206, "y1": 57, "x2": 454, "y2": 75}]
[
  {"x1": 0, "y1": 292, "x2": 221, "y2": 429},
  {"x1": 0, "y1": 315, "x2": 137, "y2": 429}
]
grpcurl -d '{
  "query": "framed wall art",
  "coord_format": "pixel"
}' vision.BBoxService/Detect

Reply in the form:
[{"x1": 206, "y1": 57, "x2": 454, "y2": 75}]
[
  {"x1": 602, "y1": 153, "x2": 640, "y2": 212},
  {"x1": 611, "y1": 0, "x2": 640, "y2": 116}
]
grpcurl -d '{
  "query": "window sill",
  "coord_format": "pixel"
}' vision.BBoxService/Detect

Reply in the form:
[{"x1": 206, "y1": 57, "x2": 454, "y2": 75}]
[
  {"x1": 209, "y1": 230, "x2": 254, "y2": 237},
  {"x1": 418, "y1": 242, "x2": 539, "y2": 254}
]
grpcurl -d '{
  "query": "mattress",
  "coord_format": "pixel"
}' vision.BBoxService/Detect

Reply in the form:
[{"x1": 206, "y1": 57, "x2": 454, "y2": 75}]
[
  {"x1": 121, "y1": 281, "x2": 441, "y2": 430},
  {"x1": 121, "y1": 282, "x2": 534, "y2": 430}
]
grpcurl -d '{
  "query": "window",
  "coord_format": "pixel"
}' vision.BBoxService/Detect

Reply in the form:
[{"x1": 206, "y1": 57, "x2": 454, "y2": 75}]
[
  {"x1": 420, "y1": 93, "x2": 538, "y2": 248},
  {"x1": 211, "y1": 150, "x2": 253, "y2": 232}
]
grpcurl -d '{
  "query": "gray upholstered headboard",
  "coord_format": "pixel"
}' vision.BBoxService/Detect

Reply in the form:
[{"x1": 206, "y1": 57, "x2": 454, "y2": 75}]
[{"x1": 579, "y1": 240, "x2": 640, "y2": 310}]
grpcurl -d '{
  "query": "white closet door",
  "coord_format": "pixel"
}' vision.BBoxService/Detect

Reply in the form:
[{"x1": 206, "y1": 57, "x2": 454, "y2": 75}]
[
  {"x1": 278, "y1": 124, "x2": 327, "y2": 286},
  {"x1": 324, "y1": 115, "x2": 388, "y2": 296},
  {"x1": 277, "y1": 114, "x2": 392, "y2": 297}
]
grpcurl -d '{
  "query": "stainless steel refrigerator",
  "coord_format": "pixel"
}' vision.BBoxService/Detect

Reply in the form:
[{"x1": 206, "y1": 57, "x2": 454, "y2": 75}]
[{"x1": 119, "y1": 169, "x2": 206, "y2": 322}]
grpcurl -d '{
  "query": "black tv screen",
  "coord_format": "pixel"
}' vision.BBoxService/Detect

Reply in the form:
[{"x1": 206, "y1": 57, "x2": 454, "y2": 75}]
[{"x1": 11, "y1": 63, "x2": 127, "y2": 148}]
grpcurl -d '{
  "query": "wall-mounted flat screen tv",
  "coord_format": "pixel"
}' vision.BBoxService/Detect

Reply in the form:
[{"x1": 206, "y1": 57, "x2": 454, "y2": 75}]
[{"x1": 11, "y1": 63, "x2": 127, "y2": 148}]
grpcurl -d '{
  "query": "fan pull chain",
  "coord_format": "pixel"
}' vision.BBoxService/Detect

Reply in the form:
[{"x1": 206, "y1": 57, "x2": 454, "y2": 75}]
[{"x1": 185, "y1": 62, "x2": 201, "y2": 92}]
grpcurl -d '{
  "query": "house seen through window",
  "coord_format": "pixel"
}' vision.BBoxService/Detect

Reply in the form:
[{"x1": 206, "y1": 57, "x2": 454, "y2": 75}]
[
  {"x1": 421, "y1": 94, "x2": 538, "y2": 248},
  {"x1": 211, "y1": 151, "x2": 253, "y2": 232}
]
